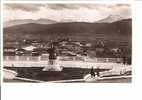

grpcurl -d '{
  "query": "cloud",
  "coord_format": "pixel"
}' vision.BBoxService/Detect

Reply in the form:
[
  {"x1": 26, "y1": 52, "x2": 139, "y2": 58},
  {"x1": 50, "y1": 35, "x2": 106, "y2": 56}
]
[
  {"x1": 4, "y1": 4, "x2": 131, "y2": 22},
  {"x1": 45, "y1": 4, "x2": 81, "y2": 10},
  {"x1": 46, "y1": 4, "x2": 130, "y2": 11},
  {"x1": 5, "y1": 4, "x2": 130, "y2": 12},
  {"x1": 5, "y1": 4, "x2": 43, "y2": 12}
]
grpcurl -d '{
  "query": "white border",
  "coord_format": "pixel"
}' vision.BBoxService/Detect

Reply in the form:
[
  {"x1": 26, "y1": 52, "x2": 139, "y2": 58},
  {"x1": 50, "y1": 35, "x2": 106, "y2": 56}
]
[
  {"x1": 2, "y1": 1, "x2": 142, "y2": 100},
  {"x1": 3, "y1": 0, "x2": 133, "y2": 4},
  {"x1": 1, "y1": 0, "x2": 4, "y2": 86}
]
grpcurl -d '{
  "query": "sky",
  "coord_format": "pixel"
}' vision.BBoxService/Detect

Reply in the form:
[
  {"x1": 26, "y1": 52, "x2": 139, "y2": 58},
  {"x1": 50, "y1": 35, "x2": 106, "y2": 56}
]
[{"x1": 3, "y1": 4, "x2": 131, "y2": 22}]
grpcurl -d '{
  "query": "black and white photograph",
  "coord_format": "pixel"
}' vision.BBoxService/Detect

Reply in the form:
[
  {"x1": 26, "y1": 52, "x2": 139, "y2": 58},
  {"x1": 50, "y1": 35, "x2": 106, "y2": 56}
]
[{"x1": 3, "y1": 3, "x2": 132, "y2": 83}]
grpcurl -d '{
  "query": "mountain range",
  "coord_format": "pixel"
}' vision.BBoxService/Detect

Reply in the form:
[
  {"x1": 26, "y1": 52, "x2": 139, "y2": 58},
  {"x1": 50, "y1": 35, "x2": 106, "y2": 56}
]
[
  {"x1": 96, "y1": 15, "x2": 125, "y2": 23},
  {"x1": 4, "y1": 15, "x2": 130, "y2": 28},
  {"x1": 4, "y1": 19, "x2": 57, "y2": 28},
  {"x1": 4, "y1": 18, "x2": 132, "y2": 46}
]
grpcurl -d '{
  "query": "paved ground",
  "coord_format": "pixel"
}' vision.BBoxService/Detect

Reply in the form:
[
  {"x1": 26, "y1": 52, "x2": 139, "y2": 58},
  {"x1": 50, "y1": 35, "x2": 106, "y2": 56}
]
[
  {"x1": 4, "y1": 63, "x2": 132, "y2": 83},
  {"x1": 4, "y1": 76, "x2": 131, "y2": 83}
]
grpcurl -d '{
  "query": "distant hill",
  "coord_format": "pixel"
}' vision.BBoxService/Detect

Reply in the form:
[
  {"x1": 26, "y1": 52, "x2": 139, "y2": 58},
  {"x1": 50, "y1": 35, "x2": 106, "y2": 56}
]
[
  {"x1": 4, "y1": 19, "x2": 57, "y2": 28},
  {"x1": 96, "y1": 15, "x2": 126, "y2": 23},
  {"x1": 4, "y1": 19, "x2": 132, "y2": 44}
]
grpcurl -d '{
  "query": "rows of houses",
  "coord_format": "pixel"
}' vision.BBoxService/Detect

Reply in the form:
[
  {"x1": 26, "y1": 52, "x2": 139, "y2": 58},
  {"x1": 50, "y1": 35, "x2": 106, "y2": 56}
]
[{"x1": 4, "y1": 39, "x2": 131, "y2": 61}]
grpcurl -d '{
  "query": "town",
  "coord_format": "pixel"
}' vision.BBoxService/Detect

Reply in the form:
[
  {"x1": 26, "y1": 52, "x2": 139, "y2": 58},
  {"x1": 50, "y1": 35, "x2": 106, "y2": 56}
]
[{"x1": 4, "y1": 38, "x2": 131, "y2": 65}]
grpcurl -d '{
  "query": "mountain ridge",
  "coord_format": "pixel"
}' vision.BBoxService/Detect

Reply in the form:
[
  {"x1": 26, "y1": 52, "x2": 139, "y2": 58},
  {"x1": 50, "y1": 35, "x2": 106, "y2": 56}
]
[
  {"x1": 96, "y1": 15, "x2": 129, "y2": 23},
  {"x1": 4, "y1": 19, "x2": 132, "y2": 43},
  {"x1": 4, "y1": 18, "x2": 57, "y2": 28}
]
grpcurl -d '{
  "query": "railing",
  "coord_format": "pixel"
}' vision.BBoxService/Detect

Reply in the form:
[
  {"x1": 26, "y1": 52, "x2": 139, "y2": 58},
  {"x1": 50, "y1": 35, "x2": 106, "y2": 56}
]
[
  {"x1": 4, "y1": 56, "x2": 123, "y2": 63},
  {"x1": 4, "y1": 56, "x2": 49, "y2": 61}
]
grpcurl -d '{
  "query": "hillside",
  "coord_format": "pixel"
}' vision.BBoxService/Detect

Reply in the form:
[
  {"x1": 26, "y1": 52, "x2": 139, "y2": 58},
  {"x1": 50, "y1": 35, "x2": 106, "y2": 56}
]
[{"x1": 4, "y1": 19, "x2": 132, "y2": 43}]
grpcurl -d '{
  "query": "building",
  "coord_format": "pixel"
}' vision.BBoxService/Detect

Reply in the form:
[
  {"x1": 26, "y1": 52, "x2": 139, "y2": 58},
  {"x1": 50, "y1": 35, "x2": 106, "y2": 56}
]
[{"x1": 4, "y1": 47, "x2": 16, "y2": 56}]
